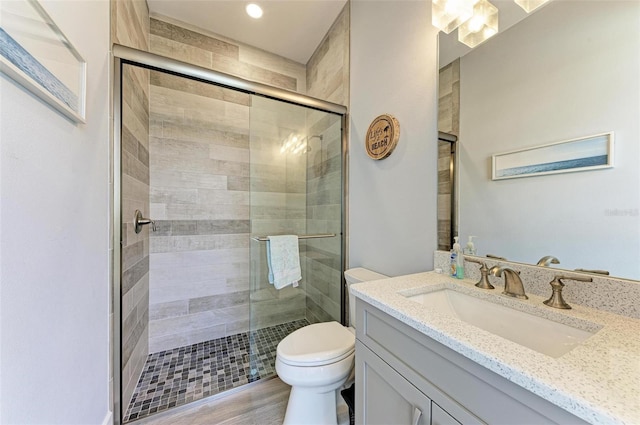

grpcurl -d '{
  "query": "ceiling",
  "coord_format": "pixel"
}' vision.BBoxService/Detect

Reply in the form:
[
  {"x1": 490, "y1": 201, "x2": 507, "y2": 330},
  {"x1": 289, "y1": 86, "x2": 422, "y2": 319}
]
[
  {"x1": 147, "y1": 0, "x2": 546, "y2": 67},
  {"x1": 147, "y1": 0, "x2": 348, "y2": 64}
]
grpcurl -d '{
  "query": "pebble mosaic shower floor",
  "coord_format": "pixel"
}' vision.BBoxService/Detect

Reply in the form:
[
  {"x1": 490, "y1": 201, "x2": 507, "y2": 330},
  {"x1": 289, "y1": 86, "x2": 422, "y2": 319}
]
[{"x1": 124, "y1": 319, "x2": 309, "y2": 422}]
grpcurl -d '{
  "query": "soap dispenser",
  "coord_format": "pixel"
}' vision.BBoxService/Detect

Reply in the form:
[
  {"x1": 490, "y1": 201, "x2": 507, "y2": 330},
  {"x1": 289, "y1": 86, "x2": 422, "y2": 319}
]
[
  {"x1": 465, "y1": 236, "x2": 477, "y2": 256},
  {"x1": 450, "y1": 237, "x2": 458, "y2": 277},
  {"x1": 450, "y1": 237, "x2": 464, "y2": 279},
  {"x1": 454, "y1": 237, "x2": 464, "y2": 279}
]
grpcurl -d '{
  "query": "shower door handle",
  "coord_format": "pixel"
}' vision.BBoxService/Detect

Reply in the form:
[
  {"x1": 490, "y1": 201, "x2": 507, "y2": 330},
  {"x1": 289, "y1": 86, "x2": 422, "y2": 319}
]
[{"x1": 134, "y1": 210, "x2": 157, "y2": 233}]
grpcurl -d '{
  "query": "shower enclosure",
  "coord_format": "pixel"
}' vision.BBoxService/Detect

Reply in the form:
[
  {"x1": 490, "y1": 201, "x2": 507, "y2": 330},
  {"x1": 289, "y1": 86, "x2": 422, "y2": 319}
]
[{"x1": 114, "y1": 46, "x2": 346, "y2": 424}]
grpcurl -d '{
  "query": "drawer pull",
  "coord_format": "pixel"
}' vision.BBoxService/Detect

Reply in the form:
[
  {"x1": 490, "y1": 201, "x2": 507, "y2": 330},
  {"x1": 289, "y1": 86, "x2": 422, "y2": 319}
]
[{"x1": 412, "y1": 407, "x2": 422, "y2": 425}]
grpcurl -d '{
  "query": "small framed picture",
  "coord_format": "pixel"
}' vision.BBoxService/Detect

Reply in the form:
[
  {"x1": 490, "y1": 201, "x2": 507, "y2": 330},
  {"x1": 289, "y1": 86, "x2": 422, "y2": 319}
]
[
  {"x1": 0, "y1": 0, "x2": 86, "y2": 123},
  {"x1": 492, "y1": 132, "x2": 614, "y2": 180}
]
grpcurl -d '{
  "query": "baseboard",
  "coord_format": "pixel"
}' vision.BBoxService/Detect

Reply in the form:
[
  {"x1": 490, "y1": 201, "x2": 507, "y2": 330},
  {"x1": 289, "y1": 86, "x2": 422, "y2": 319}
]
[{"x1": 102, "y1": 410, "x2": 113, "y2": 425}]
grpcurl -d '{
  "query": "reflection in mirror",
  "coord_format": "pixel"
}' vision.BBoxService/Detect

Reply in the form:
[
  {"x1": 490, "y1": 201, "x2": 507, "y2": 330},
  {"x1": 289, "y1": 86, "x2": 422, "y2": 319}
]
[{"x1": 438, "y1": 0, "x2": 640, "y2": 280}]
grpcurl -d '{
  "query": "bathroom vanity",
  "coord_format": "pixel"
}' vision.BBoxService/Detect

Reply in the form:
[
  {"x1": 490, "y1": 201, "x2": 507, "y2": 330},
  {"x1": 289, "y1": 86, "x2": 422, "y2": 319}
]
[{"x1": 351, "y1": 272, "x2": 640, "y2": 424}]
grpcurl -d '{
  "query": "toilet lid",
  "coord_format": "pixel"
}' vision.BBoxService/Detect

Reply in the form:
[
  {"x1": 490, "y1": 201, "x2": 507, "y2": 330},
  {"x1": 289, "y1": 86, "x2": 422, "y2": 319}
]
[{"x1": 277, "y1": 321, "x2": 355, "y2": 367}]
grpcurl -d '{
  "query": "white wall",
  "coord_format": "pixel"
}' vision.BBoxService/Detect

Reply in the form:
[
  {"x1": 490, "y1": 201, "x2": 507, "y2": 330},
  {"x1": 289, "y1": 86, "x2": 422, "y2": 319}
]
[
  {"x1": 0, "y1": 0, "x2": 111, "y2": 423},
  {"x1": 349, "y1": 1, "x2": 439, "y2": 276},
  {"x1": 458, "y1": 1, "x2": 640, "y2": 279}
]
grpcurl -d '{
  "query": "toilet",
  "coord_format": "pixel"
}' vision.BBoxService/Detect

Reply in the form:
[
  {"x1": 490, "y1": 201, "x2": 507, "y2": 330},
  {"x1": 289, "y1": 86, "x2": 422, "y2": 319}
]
[{"x1": 276, "y1": 267, "x2": 388, "y2": 425}]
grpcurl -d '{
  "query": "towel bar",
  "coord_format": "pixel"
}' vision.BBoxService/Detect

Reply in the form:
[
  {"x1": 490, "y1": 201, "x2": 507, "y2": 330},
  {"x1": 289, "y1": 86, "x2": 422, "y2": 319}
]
[{"x1": 251, "y1": 233, "x2": 336, "y2": 242}]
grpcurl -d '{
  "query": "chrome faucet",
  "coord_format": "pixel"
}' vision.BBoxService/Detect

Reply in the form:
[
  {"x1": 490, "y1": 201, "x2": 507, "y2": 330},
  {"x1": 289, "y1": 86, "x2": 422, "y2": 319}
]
[
  {"x1": 537, "y1": 255, "x2": 560, "y2": 267},
  {"x1": 489, "y1": 266, "x2": 528, "y2": 299}
]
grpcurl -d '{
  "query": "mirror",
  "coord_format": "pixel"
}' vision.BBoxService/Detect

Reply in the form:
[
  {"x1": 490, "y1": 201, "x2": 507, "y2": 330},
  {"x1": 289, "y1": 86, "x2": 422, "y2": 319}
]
[{"x1": 438, "y1": 0, "x2": 640, "y2": 281}]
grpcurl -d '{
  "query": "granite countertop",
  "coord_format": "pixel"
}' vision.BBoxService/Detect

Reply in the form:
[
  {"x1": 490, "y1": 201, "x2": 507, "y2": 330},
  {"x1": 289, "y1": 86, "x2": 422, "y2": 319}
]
[{"x1": 350, "y1": 271, "x2": 640, "y2": 425}]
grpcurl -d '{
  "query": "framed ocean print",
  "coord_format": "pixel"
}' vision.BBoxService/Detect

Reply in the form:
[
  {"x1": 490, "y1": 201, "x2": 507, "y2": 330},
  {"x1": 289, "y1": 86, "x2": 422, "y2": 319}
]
[
  {"x1": 0, "y1": 0, "x2": 86, "y2": 123},
  {"x1": 492, "y1": 132, "x2": 614, "y2": 180}
]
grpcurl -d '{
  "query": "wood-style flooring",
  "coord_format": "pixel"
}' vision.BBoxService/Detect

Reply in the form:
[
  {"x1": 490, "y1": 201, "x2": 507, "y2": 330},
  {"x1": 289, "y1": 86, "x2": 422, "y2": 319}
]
[{"x1": 138, "y1": 377, "x2": 290, "y2": 425}]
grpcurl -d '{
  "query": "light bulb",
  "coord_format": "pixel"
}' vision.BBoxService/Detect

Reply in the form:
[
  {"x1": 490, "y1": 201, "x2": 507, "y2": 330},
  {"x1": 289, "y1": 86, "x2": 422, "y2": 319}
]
[
  {"x1": 458, "y1": 0, "x2": 498, "y2": 48},
  {"x1": 432, "y1": 0, "x2": 477, "y2": 34},
  {"x1": 246, "y1": 3, "x2": 263, "y2": 19},
  {"x1": 467, "y1": 15, "x2": 485, "y2": 33}
]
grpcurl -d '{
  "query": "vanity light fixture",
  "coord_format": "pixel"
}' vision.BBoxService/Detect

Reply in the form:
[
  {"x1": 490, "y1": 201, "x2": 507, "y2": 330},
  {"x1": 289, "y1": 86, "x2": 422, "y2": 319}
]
[
  {"x1": 245, "y1": 3, "x2": 263, "y2": 19},
  {"x1": 458, "y1": 0, "x2": 499, "y2": 48},
  {"x1": 432, "y1": 0, "x2": 478, "y2": 34},
  {"x1": 432, "y1": 0, "x2": 550, "y2": 48},
  {"x1": 514, "y1": 0, "x2": 550, "y2": 13}
]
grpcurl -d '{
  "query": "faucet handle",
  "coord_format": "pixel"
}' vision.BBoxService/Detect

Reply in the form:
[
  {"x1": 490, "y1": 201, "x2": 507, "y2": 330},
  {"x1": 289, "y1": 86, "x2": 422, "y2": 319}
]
[
  {"x1": 486, "y1": 254, "x2": 507, "y2": 260},
  {"x1": 465, "y1": 258, "x2": 494, "y2": 290},
  {"x1": 543, "y1": 275, "x2": 593, "y2": 309},
  {"x1": 574, "y1": 268, "x2": 610, "y2": 275}
]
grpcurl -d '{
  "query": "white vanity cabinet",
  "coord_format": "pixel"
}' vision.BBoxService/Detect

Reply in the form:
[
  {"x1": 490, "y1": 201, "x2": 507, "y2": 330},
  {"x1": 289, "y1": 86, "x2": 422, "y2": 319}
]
[
  {"x1": 357, "y1": 341, "x2": 433, "y2": 425},
  {"x1": 355, "y1": 299, "x2": 590, "y2": 425}
]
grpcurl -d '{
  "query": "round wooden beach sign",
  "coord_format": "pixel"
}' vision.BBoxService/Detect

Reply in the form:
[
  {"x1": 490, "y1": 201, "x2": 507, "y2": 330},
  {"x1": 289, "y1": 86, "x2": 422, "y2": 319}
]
[{"x1": 365, "y1": 114, "x2": 400, "y2": 160}]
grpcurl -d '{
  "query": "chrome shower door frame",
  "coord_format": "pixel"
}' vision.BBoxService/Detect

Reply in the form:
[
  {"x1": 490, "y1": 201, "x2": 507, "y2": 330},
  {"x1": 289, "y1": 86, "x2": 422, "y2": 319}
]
[{"x1": 112, "y1": 44, "x2": 348, "y2": 425}]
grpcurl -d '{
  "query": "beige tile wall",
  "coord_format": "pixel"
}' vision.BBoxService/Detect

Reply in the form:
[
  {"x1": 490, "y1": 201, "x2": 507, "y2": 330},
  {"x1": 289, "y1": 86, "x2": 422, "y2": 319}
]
[
  {"x1": 112, "y1": 0, "x2": 150, "y2": 51},
  {"x1": 249, "y1": 96, "x2": 308, "y2": 329},
  {"x1": 147, "y1": 71, "x2": 256, "y2": 352},
  {"x1": 149, "y1": 16, "x2": 306, "y2": 93},
  {"x1": 146, "y1": 16, "x2": 315, "y2": 351},
  {"x1": 112, "y1": 0, "x2": 151, "y2": 411},
  {"x1": 304, "y1": 4, "x2": 350, "y2": 323},
  {"x1": 306, "y1": 4, "x2": 350, "y2": 106}
]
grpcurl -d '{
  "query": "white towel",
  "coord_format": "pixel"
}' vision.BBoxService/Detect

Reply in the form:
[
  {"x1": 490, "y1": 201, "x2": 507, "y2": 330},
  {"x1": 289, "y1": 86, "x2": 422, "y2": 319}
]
[{"x1": 266, "y1": 235, "x2": 301, "y2": 289}]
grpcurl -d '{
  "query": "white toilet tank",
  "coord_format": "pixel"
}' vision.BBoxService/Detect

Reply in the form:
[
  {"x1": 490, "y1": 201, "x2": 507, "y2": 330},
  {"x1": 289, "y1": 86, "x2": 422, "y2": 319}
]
[{"x1": 344, "y1": 267, "x2": 388, "y2": 328}]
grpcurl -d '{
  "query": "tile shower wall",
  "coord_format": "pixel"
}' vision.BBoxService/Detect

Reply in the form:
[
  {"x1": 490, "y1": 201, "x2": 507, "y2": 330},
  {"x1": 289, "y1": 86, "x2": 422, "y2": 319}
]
[
  {"x1": 437, "y1": 59, "x2": 460, "y2": 251},
  {"x1": 249, "y1": 97, "x2": 308, "y2": 330},
  {"x1": 149, "y1": 17, "x2": 306, "y2": 93},
  {"x1": 113, "y1": 0, "x2": 151, "y2": 409},
  {"x1": 147, "y1": 71, "x2": 253, "y2": 353},
  {"x1": 304, "y1": 4, "x2": 349, "y2": 323},
  {"x1": 306, "y1": 4, "x2": 350, "y2": 106},
  {"x1": 302, "y1": 113, "x2": 343, "y2": 324},
  {"x1": 147, "y1": 17, "x2": 311, "y2": 353}
]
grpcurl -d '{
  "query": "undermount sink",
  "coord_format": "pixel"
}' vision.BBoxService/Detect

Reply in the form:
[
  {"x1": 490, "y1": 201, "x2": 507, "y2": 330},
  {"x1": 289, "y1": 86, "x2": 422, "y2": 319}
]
[{"x1": 404, "y1": 288, "x2": 599, "y2": 358}]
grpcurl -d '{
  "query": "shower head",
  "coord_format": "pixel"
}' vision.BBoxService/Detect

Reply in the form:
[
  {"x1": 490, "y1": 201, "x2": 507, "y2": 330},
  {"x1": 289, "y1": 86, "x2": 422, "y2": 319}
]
[{"x1": 280, "y1": 134, "x2": 323, "y2": 155}]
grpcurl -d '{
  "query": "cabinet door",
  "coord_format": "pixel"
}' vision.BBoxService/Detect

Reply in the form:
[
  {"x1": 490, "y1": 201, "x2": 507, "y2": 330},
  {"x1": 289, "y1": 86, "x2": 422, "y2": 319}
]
[
  {"x1": 357, "y1": 341, "x2": 431, "y2": 425},
  {"x1": 432, "y1": 402, "x2": 461, "y2": 425}
]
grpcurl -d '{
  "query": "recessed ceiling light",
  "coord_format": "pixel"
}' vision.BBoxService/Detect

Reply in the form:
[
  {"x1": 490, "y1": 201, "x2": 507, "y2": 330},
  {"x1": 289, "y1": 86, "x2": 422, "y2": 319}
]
[{"x1": 246, "y1": 3, "x2": 263, "y2": 19}]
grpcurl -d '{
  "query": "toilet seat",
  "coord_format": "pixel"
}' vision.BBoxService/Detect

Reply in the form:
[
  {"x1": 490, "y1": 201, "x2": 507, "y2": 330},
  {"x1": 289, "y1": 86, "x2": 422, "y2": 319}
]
[{"x1": 277, "y1": 321, "x2": 355, "y2": 367}]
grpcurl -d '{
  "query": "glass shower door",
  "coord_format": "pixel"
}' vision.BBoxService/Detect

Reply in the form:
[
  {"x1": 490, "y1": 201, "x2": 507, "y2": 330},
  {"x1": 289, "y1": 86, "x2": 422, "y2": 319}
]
[
  {"x1": 121, "y1": 63, "x2": 256, "y2": 422},
  {"x1": 119, "y1": 59, "x2": 345, "y2": 423},
  {"x1": 247, "y1": 95, "x2": 344, "y2": 381}
]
